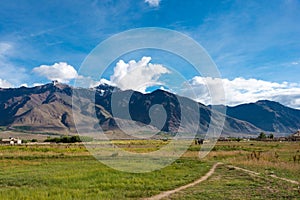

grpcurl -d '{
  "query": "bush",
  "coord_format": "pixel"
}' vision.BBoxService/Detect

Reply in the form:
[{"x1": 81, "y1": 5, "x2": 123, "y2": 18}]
[
  {"x1": 258, "y1": 132, "x2": 267, "y2": 140},
  {"x1": 44, "y1": 135, "x2": 92, "y2": 143}
]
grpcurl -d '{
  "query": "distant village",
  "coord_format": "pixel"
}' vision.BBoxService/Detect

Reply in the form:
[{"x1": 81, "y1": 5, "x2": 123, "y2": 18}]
[
  {"x1": 1, "y1": 130, "x2": 300, "y2": 145},
  {"x1": 217, "y1": 130, "x2": 300, "y2": 142}
]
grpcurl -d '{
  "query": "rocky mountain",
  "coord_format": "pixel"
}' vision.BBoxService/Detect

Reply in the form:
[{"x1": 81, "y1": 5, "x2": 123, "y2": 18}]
[
  {"x1": 225, "y1": 100, "x2": 300, "y2": 133},
  {"x1": 0, "y1": 83, "x2": 75, "y2": 133},
  {"x1": 0, "y1": 82, "x2": 299, "y2": 136},
  {"x1": 93, "y1": 89, "x2": 261, "y2": 135}
]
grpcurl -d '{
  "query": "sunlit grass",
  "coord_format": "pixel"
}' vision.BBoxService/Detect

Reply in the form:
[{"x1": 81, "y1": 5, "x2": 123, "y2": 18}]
[
  {"x1": 209, "y1": 141, "x2": 300, "y2": 181},
  {"x1": 0, "y1": 140, "x2": 299, "y2": 199},
  {"x1": 165, "y1": 164, "x2": 299, "y2": 200},
  {"x1": 0, "y1": 143, "x2": 211, "y2": 200}
]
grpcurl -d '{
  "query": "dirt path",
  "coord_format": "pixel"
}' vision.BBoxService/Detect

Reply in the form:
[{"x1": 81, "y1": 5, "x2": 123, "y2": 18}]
[
  {"x1": 228, "y1": 165, "x2": 299, "y2": 185},
  {"x1": 143, "y1": 162, "x2": 223, "y2": 200},
  {"x1": 144, "y1": 162, "x2": 299, "y2": 200}
]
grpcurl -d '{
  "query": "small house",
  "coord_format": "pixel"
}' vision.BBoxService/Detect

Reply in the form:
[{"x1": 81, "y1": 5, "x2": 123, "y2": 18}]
[{"x1": 1, "y1": 137, "x2": 22, "y2": 145}]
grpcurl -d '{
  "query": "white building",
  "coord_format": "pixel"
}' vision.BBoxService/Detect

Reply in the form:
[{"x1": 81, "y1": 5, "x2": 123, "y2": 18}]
[{"x1": 1, "y1": 137, "x2": 22, "y2": 145}]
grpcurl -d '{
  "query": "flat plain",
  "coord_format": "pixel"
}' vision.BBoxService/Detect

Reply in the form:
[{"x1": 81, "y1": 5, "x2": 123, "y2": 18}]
[{"x1": 0, "y1": 138, "x2": 299, "y2": 199}]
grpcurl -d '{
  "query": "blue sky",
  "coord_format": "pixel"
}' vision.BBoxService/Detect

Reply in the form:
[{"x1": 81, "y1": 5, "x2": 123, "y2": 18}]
[{"x1": 1, "y1": 0, "x2": 300, "y2": 108}]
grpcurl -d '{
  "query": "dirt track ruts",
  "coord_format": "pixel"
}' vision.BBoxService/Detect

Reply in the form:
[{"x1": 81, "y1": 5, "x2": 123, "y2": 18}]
[
  {"x1": 143, "y1": 162, "x2": 222, "y2": 200},
  {"x1": 143, "y1": 162, "x2": 299, "y2": 200}
]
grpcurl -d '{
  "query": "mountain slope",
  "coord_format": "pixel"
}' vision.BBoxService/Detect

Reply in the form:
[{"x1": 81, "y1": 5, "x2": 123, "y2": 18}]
[
  {"x1": 0, "y1": 83, "x2": 75, "y2": 132},
  {"x1": 226, "y1": 100, "x2": 300, "y2": 133},
  {"x1": 91, "y1": 87, "x2": 261, "y2": 135},
  {"x1": 2, "y1": 83, "x2": 298, "y2": 136}
]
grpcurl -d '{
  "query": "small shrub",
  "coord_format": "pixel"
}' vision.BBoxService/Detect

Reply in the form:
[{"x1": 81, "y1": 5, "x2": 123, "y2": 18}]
[
  {"x1": 258, "y1": 132, "x2": 267, "y2": 140},
  {"x1": 44, "y1": 135, "x2": 90, "y2": 143}
]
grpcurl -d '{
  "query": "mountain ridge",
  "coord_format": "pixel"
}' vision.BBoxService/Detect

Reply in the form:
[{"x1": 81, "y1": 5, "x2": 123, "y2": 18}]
[
  {"x1": 0, "y1": 83, "x2": 299, "y2": 136},
  {"x1": 225, "y1": 100, "x2": 300, "y2": 133}
]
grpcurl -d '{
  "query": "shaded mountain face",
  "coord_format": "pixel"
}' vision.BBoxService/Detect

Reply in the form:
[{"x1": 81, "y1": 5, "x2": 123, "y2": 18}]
[
  {"x1": 226, "y1": 100, "x2": 300, "y2": 133},
  {"x1": 92, "y1": 87, "x2": 260, "y2": 135},
  {"x1": 94, "y1": 89, "x2": 182, "y2": 133},
  {"x1": 1, "y1": 83, "x2": 298, "y2": 136},
  {"x1": 0, "y1": 83, "x2": 75, "y2": 132}
]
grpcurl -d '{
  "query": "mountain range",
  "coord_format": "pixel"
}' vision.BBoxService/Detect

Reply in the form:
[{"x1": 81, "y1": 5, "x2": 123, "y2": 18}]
[{"x1": 0, "y1": 82, "x2": 299, "y2": 137}]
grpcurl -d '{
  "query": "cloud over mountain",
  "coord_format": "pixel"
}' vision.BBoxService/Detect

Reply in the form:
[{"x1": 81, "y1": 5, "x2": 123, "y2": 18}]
[
  {"x1": 33, "y1": 62, "x2": 78, "y2": 83},
  {"x1": 181, "y1": 76, "x2": 300, "y2": 109},
  {"x1": 101, "y1": 56, "x2": 170, "y2": 93},
  {"x1": 0, "y1": 78, "x2": 13, "y2": 88}
]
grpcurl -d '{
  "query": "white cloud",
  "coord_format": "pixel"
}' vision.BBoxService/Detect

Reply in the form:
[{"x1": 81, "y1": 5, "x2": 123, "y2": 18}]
[
  {"x1": 73, "y1": 76, "x2": 112, "y2": 88},
  {"x1": 75, "y1": 57, "x2": 169, "y2": 90},
  {"x1": 105, "y1": 56, "x2": 170, "y2": 93},
  {"x1": 0, "y1": 43, "x2": 14, "y2": 88},
  {"x1": 0, "y1": 43, "x2": 12, "y2": 55},
  {"x1": 159, "y1": 86, "x2": 171, "y2": 92},
  {"x1": 20, "y1": 83, "x2": 28, "y2": 87},
  {"x1": 33, "y1": 62, "x2": 78, "y2": 83},
  {"x1": 145, "y1": 0, "x2": 161, "y2": 7},
  {"x1": 33, "y1": 83, "x2": 44, "y2": 87},
  {"x1": 0, "y1": 78, "x2": 13, "y2": 88},
  {"x1": 180, "y1": 76, "x2": 300, "y2": 109},
  {"x1": 0, "y1": 42, "x2": 29, "y2": 87}
]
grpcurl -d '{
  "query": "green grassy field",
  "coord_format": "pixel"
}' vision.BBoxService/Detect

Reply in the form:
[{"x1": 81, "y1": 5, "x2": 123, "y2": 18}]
[
  {"x1": 204, "y1": 141, "x2": 300, "y2": 181},
  {"x1": 0, "y1": 140, "x2": 299, "y2": 199},
  {"x1": 164, "y1": 164, "x2": 299, "y2": 200}
]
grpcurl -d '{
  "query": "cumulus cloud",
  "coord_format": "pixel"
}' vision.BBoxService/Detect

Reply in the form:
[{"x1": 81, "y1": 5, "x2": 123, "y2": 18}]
[
  {"x1": 77, "y1": 77, "x2": 113, "y2": 88},
  {"x1": 33, "y1": 83, "x2": 44, "y2": 87},
  {"x1": 101, "y1": 56, "x2": 170, "y2": 93},
  {"x1": 145, "y1": 0, "x2": 161, "y2": 7},
  {"x1": 33, "y1": 62, "x2": 78, "y2": 83},
  {"x1": 0, "y1": 78, "x2": 13, "y2": 88},
  {"x1": 180, "y1": 76, "x2": 300, "y2": 109}
]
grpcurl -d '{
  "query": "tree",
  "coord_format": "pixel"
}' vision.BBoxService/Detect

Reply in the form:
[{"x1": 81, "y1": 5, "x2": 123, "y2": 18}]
[
  {"x1": 269, "y1": 133, "x2": 274, "y2": 139},
  {"x1": 258, "y1": 132, "x2": 267, "y2": 140}
]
